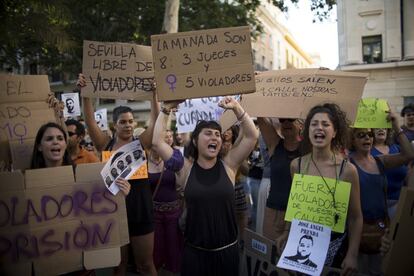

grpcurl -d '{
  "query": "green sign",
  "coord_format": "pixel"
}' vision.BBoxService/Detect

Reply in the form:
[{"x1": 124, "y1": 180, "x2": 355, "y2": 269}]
[
  {"x1": 353, "y1": 98, "x2": 392, "y2": 128},
  {"x1": 285, "y1": 174, "x2": 351, "y2": 233}
]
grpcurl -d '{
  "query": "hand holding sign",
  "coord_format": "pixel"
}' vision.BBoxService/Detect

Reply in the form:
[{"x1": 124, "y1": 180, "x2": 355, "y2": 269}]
[{"x1": 353, "y1": 98, "x2": 392, "y2": 128}]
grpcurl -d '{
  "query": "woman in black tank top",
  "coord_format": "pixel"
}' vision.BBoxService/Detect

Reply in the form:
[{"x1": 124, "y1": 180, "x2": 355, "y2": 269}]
[
  {"x1": 78, "y1": 74, "x2": 158, "y2": 276},
  {"x1": 290, "y1": 103, "x2": 363, "y2": 275},
  {"x1": 153, "y1": 97, "x2": 259, "y2": 276}
]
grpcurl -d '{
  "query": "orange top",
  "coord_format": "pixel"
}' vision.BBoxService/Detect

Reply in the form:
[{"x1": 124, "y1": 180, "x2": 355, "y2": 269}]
[{"x1": 73, "y1": 147, "x2": 100, "y2": 165}]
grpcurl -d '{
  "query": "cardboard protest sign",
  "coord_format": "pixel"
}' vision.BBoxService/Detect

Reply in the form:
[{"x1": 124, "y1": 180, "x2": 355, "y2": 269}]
[
  {"x1": 176, "y1": 96, "x2": 224, "y2": 133},
  {"x1": 383, "y1": 187, "x2": 414, "y2": 276},
  {"x1": 278, "y1": 220, "x2": 331, "y2": 276},
  {"x1": 0, "y1": 74, "x2": 50, "y2": 103},
  {"x1": 241, "y1": 69, "x2": 367, "y2": 122},
  {"x1": 100, "y1": 140, "x2": 146, "y2": 195},
  {"x1": 285, "y1": 174, "x2": 351, "y2": 233},
  {"x1": 0, "y1": 75, "x2": 56, "y2": 170},
  {"x1": 241, "y1": 229, "x2": 289, "y2": 276},
  {"x1": 82, "y1": 40, "x2": 154, "y2": 100},
  {"x1": 353, "y1": 98, "x2": 392, "y2": 129},
  {"x1": 241, "y1": 229, "x2": 362, "y2": 276},
  {"x1": 0, "y1": 163, "x2": 129, "y2": 276},
  {"x1": 151, "y1": 26, "x2": 255, "y2": 101},
  {"x1": 95, "y1": 108, "x2": 108, "y2": 130},
  {"x1": 62, "y1": 92, "x2": 81, "y2": 117}
]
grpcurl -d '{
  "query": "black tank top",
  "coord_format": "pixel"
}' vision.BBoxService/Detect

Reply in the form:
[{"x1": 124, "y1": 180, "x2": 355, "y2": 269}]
[{"x1": 184, "y1": 160, "x2": 238, "y2": 249}]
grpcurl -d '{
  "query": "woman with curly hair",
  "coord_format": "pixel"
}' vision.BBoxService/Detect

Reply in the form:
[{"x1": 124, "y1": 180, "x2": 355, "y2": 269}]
[{"x1": 290, "y1": 103, "x2": 363, "y2": 275}]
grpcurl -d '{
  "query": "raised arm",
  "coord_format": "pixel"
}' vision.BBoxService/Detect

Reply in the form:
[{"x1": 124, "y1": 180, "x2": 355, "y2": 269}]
[
  {"x1": 257, "y1": 117, "x2": 281, "y2": 156},
  {"x1": 379, "y1": 111, "x2": 414, "y2": 169},
  {"x1": 152, "y1": 101, "x2": 176, "y2": 161},
  {"x1": 223, "y1": 97, "x2": 259, "y2": 172},
  {"x1": 139, "y1": 88, "x2": 160, "y2": 151},
  {"x1": 77, "y1": 73, "x2": 109, "y2": 151}
]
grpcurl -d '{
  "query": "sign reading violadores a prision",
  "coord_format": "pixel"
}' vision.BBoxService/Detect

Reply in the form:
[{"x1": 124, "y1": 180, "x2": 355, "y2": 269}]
[{"x1": 151, "y1": 26, "x2": 256, "y2": 101}]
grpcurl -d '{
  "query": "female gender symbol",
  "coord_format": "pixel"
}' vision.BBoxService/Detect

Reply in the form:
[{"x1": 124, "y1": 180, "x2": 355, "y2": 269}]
[{"x1": 166, "y1": 74, "x2": 177, "y2": 92}]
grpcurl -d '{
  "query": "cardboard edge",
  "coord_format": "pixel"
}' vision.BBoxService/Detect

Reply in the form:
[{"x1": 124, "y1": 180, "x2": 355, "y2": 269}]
[{"x1": 83, "y1": 247, "x2": 121, "y2": 270}]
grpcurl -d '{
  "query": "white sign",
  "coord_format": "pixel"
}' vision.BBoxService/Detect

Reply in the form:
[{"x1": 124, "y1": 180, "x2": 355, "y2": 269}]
[
  {"x1": 95, "y1": 108, "x2": 108, "y2": 130},
  {"x1": 62, "y1": 92, "x2": 81, "y2": 117},
  {"x1": 176, "y1": 96, "x2": 225, "y2": 133},
  {"x1": 100, "y1": 140, "x2": 146, "y2": 195},
  {"x1": 277, "y1": 219, "x2": 331, "y2": 276}
]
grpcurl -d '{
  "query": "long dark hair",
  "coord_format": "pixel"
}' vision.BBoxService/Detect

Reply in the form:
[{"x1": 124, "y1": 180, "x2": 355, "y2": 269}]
[
  {"x1": 186, "y1": 120, "x2": 222, "y2": 161},
  {"x1": 302, "y1": 103, "x2": 349, "y2": 154},
  {"x1": 31, "y1": 122, "x2": 73, "y2": 169}
]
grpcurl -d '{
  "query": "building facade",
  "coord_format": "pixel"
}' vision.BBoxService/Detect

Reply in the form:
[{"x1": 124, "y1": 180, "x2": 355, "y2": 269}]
[
  {"x1": 252, "y1": 1, "x2": 314, "y2": 71},
  {"x1": 337, "y1": 0, "x2": 414, "y2": 114}
]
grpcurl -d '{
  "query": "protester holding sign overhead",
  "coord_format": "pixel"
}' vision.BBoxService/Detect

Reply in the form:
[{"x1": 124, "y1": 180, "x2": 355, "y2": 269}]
[
  {"x1": 153, "y1": 97, "x2": 258, "y2": 276},
  {"x1": 371, "y1": 128, "x2": 408, "y2": 219},
  {"x1": 77, "y1": 74, "x2": 158, "y2": 276},
  {"x1": 348, "y1": 111, "x2": 414, "y2": 275},
  {"x1": 290, "y1": 103, "x2": 363, "y2": 275},
  {"x1": 257, "y1": 116, "x2": 302, "y2": 249}
]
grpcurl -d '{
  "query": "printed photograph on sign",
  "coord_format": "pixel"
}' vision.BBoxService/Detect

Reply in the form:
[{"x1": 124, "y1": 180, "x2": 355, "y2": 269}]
[
  {"x1": 100, "y1": 140, "x2": 146, "y2": 195},
  {"x1": 62, "y1": 92, "x2": 81, "y2": 117},
  {"x1": 151, "y1": 26, "x2": 255, "y2": 101},
  {"x1": 278, "y1": 219, "x2": 331, "y2": 276},
  {"x1": 352, "y1": 98, "x2": 392, "y2": 129},
  {"x1": 95, "y1": 108, "x2": 108, "y2": 130},
  {"x1": 285, "y1": 174, "x2": 351, "y2": 233}
]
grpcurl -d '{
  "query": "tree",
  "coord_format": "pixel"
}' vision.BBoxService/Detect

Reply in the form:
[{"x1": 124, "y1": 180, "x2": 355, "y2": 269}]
[{"x1": 0, "y1": 0, "x2": 335, "y2": 77}]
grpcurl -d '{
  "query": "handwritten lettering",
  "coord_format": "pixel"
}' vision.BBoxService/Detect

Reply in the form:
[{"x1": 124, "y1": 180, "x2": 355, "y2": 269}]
[
  {"x1": 6, "y1": 81, "x2": 32, "y2": 96},
  {"x1": 89, "y1": 72, "x2": 153, "y2": 93},
  {"x1": 156, "y1": 34, "x2": 219, "y2": 52},
  {"x1": 0, "y1": 188, "x2": 117, "y2": 228},
  {"x1": 87, "y1": 43, "x2": 136, "y2": 59},
  {"x1": 0, "y1": 220, "x2": 115, "y2": 262}
]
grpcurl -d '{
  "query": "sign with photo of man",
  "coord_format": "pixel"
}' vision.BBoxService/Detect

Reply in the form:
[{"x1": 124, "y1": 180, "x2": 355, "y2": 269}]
[
  {"x1": 278, "y1": 219, "x2": 331, "y2": 276},
  {"x1": 62, "y1": 92, "x2": 81, "y2": 117}
]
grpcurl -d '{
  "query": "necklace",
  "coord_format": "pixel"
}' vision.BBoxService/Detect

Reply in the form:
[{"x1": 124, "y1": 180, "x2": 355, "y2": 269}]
[
  {"x1": 149, "y1": 153, "x2": 163, "y2": 166},
  {"x1": 310, "y1": 153, "x2": 340, "y2": 226}
]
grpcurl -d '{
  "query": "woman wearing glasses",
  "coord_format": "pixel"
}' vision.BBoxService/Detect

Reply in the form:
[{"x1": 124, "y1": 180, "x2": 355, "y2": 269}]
[
  {"x1": 348, "y1": 112, "x2": 414, "y2": 275},
  {"x1": 291, "y1": 103, "x2": 363, "y2": 276}
]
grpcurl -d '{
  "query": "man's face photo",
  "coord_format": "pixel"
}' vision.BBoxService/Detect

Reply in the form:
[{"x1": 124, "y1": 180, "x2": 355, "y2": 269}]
[
  {"x1": 117, "y1": 160, "x2": 125, "y2": 171},
  {"x1": 133, "y1": 149, "x2": 142, "y2": 160},
  {"x1": 111, "y1": 168, "x2": 118, "y2": 178},
  {"x1": 125, "y1": 155, "x2": 132, "y2": 164},
  {"x1": 66, "y1": 98, "x2": 75, "y2": 113},
  {"x1": 298, "y1": 237, "x2": 313, "y2": 257}
]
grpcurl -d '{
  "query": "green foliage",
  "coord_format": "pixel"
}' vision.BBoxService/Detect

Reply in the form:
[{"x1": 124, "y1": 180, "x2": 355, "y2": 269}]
[{"x1": 0, "y1": 0, "x2": 335, "y2": 77}]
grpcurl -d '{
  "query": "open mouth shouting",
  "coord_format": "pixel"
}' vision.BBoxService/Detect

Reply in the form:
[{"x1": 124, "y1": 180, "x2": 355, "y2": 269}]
[{"x1": 207, "y1": 143, "x2": 218, "y2": 152}]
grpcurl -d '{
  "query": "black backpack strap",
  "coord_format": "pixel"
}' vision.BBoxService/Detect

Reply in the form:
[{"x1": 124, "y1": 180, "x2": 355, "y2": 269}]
[{"x1": 338, "y1": 158, "x2": 348, "y2": 180}]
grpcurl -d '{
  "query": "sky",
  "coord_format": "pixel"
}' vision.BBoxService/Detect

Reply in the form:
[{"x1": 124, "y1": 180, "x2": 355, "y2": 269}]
[{"x1": 282, "y1": 0, "x2": 339, "y2": 69}]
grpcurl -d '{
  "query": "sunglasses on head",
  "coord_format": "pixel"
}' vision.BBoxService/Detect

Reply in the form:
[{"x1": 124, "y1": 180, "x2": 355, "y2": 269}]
[
  {"x1": 68, "y1": 131, "x2": 77, "y2": 137},
  {"x1": 279, "y1": 118, "x2": 295, "y2": 123},
  {"x1": 355, "y1": 131, "x2": 374, "y2": 139}
]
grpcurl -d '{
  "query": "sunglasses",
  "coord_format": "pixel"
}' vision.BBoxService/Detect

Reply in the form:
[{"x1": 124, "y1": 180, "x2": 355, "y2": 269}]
[
  {"x1": 68, "y1": 131, "x2": 77, "y2": 137},
  {"x1": 355, "y1": 131, "x2": 374, "y2": 139},
  {"x1": 279, "y1": 118, "x2": 295, "y2": 123}
]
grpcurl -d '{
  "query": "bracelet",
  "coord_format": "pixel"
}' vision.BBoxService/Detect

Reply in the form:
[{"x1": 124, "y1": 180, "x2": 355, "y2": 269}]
[
  {"x1": 236, "y1": 110, "x2": 246, "y2": 121},
  {"x1": 161, "y1": 107, "x2": 171, "y2": 115}
]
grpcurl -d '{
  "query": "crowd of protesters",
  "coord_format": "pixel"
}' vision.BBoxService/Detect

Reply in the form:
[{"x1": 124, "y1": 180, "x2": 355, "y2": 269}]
[{"x1": 21, "y1": 74, "x2": 414, "y2": 276}]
